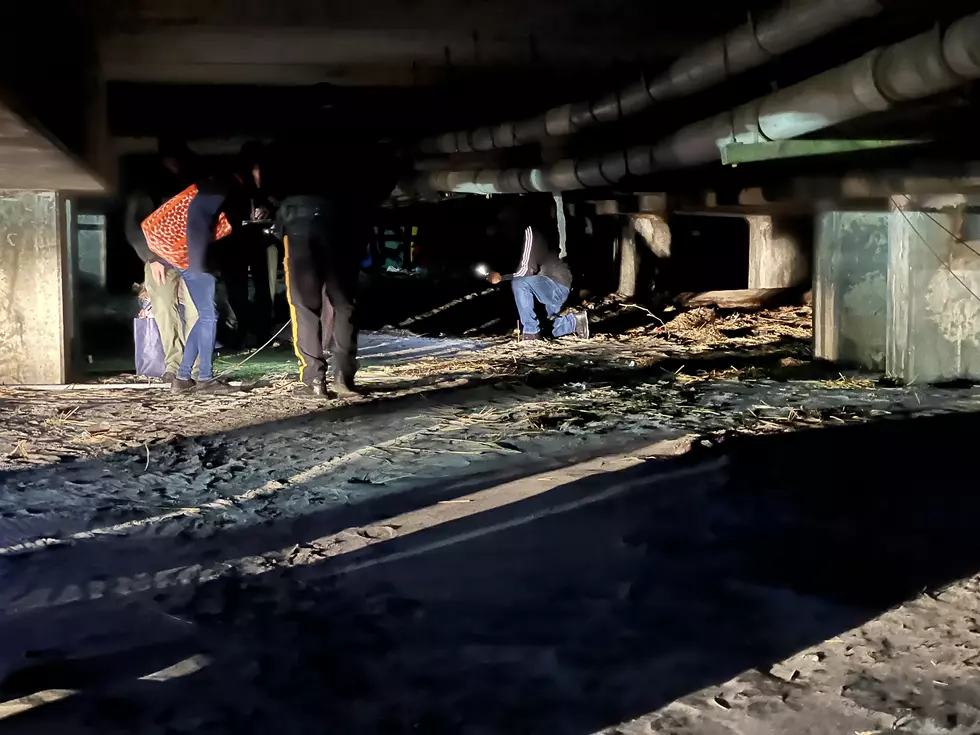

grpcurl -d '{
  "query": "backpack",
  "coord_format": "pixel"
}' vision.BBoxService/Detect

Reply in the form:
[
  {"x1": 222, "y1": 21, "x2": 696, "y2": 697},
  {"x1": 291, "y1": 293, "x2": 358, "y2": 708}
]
[{"x1": 141, "y1": 184, "x2": 233, "y2": 270}]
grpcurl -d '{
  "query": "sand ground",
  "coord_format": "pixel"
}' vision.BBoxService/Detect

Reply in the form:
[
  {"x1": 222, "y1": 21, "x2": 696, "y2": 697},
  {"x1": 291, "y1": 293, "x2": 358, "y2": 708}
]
[{"x1": 2, "y1": 311, "x2": 980, "y2": 734}]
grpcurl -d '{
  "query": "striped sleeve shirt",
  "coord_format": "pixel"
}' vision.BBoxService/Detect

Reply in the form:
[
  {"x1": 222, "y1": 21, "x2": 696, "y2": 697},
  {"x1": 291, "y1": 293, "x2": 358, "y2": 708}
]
[
  {"x1": 515, "y1": 226, "x2": 535, "y2": 277},
  {"x1": 512, "y1": 225, "x2": 573, "y2": 288}
]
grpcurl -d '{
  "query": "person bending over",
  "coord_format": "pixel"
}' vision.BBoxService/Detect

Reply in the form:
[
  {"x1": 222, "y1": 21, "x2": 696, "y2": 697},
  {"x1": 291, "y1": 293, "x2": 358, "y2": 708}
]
[{"x1": 142, "y1": 156, "x2": 251, "y2": 393}]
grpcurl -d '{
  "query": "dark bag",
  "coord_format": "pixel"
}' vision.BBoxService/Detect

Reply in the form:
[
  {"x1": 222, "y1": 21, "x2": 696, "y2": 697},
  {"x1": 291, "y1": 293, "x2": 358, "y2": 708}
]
[{"x1": 134, "y1": 317, "x2": 166, "y2": 377}]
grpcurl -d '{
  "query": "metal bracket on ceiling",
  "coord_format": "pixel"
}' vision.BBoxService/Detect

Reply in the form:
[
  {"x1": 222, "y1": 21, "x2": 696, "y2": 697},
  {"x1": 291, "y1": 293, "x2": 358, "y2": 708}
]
[{"x1": 721, "y1": 138, "x2": 926, "y2": 166}]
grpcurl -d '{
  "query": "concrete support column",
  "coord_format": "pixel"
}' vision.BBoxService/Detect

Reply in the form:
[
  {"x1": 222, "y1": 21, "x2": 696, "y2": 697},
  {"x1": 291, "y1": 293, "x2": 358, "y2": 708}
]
[
  {"x1": 617, "y1": 218, "x2": 639, "y2": 297},
  {"x1": 746, "y1": 215, "x2": 811, "y2": 289},
  {"x1": 0, "y1": 191, "x2": 72, "y2": 384},
  {"x1": 635, "y1": 214, "x2": 672, "y2": 260},
  {"x1": 887, "y1": 196, "x2": 980, "y2": 383},
  {"x1": 813, "y1": 210, "x2": 889, "y2": 370},
  {"x1": 814, "y1": 196, "x2": 980, "y2": 383}
]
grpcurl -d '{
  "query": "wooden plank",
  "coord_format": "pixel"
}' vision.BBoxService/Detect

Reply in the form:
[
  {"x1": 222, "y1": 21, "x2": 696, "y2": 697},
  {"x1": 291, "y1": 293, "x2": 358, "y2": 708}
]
[{"x1": 675, "y1": 288, "x2": 804, "y2": 310}]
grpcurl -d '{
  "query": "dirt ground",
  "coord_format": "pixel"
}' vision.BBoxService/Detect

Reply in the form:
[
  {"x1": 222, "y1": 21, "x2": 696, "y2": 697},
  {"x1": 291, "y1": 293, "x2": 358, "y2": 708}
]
[{"x1": 2, "y1": 304, "x2": 980, "y2": 734}]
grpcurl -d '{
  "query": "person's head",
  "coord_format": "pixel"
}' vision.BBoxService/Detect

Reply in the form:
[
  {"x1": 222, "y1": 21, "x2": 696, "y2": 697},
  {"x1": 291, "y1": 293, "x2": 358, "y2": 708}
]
[
  {"x1": 488, "y1": 201, "x2": 525, "y2": 239},
  {"x1": 158, "y1": 139, "x2": 193, "y2": 176},
  {"x1": 238, "y1": 141, "x2": 265, "y2": 188},
  {"x1": 497, "y1": 204, "x2": 523, "y2": 228}
]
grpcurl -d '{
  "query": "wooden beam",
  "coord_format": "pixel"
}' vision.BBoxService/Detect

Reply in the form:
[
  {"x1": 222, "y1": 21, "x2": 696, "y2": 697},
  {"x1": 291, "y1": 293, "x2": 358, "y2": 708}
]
[{"x1": 675, "y1": 288, "x2": 805, "y2": 311}]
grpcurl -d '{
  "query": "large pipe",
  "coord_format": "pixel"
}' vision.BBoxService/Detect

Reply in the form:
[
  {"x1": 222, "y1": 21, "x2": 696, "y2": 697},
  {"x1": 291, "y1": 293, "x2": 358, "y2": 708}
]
[
  {"x1": 420, "y1": 0, "x2": 883, "y2": 155},
  {"x1": 417, "y1": 9, "x2": 980, "y2": 195}
]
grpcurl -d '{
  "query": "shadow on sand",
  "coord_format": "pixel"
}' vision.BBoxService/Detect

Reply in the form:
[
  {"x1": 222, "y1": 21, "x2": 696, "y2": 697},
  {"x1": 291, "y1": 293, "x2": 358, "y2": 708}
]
[{"x1": 1, "y1": 404, "x2": 978, "y2": 733}]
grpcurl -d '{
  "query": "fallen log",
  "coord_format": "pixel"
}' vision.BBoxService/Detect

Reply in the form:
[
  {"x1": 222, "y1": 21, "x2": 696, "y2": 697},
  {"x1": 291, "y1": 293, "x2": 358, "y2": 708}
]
[{"x1": 675, "y1": 287, "x2": 804, "y2": 311}]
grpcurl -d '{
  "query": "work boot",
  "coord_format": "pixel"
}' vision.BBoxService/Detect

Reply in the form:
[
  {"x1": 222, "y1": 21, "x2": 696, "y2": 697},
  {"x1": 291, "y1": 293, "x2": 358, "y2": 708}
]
[
  {"x1": 171, "y1": 377, "x2": 195, "y2": 393},
  {"x1": 330, "y1": 376, "x2": 359, "y2": 398},
  {"x1": 293, "y1": 381, "x2": 328, "y2": 398},
  {"x1": 195, "y1": 379, "x2": 237, "y2": 395},
  {"x1": 161, "y1": 371, "x2": 176, "y2": 385},
  {"x1": 520, "y1": 332, "x2": 543, "y2": 342},
  {"x1": 572, "y1": 312, "x2": 590, "y2": 339}
]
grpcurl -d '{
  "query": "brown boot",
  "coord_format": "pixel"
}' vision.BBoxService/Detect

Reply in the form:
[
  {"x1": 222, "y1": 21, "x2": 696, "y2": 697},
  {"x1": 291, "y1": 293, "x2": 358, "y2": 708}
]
[
  {"x1": 195, "y1": 379, "x2": 237, "y2": 395},
  {"x1": 330, "y1": 375, "x2": 359, "y2": 398}
]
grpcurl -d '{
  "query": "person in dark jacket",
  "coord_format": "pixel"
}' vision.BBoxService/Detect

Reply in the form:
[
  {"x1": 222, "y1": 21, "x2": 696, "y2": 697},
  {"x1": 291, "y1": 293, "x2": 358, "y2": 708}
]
[
  {"x1": 124, "y1": 141, "x2": 198, "y2": 381},
  {"x1": 487, "y1": 206, "x2": 588, "y2": 341},
  {"x1": 217, "y1": 141, "x2": 278, "y2": 348},
  {"x1": 264, "y1": 140, "x2": 396, "y2": 396}
]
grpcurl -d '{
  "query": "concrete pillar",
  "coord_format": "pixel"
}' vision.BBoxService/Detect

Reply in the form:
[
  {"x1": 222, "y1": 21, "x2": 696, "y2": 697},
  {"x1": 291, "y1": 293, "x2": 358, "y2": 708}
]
[
  {"x1": 814, "y1": 196, "x2": 980, "y2": 383},
  {"x1": 746, "y1": 215, "x2": 810, "y2": 289},
  {"x1": 0, "y1": 191, "x2": 72, "y2": 384},
  {"x1": 813, "y1": 211, "x2": 889, "y2": 370},
  {"x1": 617, "y1": 218, "x2": 638, "y2": 298},
  {"x1": 635, "y1": 214, "x2": 671, "y2": 259},
  {"x1": 886, "y1": 196, "x2": 980, "y2": 383}
]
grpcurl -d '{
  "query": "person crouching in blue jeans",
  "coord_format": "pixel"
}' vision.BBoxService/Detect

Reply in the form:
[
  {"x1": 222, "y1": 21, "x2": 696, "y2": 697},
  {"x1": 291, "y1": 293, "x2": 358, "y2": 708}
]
[{"x1": 487, "y1": 207, "x2": 588, "y2": 341}]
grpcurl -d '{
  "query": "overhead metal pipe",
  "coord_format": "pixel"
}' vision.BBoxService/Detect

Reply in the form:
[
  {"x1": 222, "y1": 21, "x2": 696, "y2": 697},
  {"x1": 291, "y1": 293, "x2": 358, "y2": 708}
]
[
  {"x1": 419, "y1": 0, "x2": 883, "y2": 155},
  {"x1": 417, "y1": 9, "x2": 980, "y2": 195}
]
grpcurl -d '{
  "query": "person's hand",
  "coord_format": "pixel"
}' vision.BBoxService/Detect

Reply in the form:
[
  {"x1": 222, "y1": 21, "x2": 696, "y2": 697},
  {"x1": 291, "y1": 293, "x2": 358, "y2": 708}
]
[
  {"x1": 488, "y1": 271, "x2": 502, "y2": 285},
  {"x1": 252, "y1": 206, "x2": 271, "y2": 221},
  {"x1": 149, "y1": 261, "x2": 167, "y2": 286}
]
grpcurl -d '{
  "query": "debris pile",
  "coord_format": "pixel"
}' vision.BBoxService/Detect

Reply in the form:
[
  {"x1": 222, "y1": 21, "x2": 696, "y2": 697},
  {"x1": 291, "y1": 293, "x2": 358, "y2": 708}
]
[{"x1": 2, "y1": 303, "x2": 978, "y2": 473}]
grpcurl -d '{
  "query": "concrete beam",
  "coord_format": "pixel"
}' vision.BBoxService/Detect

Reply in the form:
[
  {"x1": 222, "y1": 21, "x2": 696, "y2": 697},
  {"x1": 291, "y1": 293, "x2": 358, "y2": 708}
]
[
  {"x1": 737, "y1": 169, "x2": 980, "y2": 211},
  {"x1": 99, "y1": 27, "x2": 674, "y2": 86},
  {"x1": 92, "y1": 0, "x2": 716, "y2": 48},
  {"x1": 0, "y1": 104, "x2": 104, "y2": 192}
]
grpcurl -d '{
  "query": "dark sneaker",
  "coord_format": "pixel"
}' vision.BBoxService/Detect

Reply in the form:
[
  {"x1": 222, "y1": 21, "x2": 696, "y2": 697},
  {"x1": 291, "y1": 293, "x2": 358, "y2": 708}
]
[
  {"x1": 572, "y1": 312, "x2": 590, "y2": 339},
  {"x1": 195, "y1": 379, "x2": 237, "y2": 395},
  {"x1": 171, "y1": 377, "x2": 196, "y2": 393},
  {"x1": 520, "y1": 332, "x2": 543, "y2": 342}
]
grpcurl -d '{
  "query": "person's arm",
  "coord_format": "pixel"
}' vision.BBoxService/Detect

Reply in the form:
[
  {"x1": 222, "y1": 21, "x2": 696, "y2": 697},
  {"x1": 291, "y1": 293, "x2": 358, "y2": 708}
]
[
  {"x1": 185, "y1": 190, "x2": 226, "y2": 273},
  {"x1": 124, "y1": 192, "x2": 158, "y2": 263},
  {"x1": 514, "y1": 226, "x2": 542, "y2": 277},
  {"x1": 489, "y1": 227, "x2": 539, "y2": 283}
]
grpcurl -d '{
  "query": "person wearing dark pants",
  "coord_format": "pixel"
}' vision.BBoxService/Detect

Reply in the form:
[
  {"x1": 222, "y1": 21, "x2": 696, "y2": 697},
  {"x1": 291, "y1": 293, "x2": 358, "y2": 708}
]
[
  {"x1": 281, "y1": 196, "x2": 360, "y2": 396},
  {"x1": 222, "y1": 228, "x2": 274, "y2": 347},
  {"x1": 260, "y1": 138, "x2": 397, "y2": 395},
  {"x1": 488, "y1": 209, "x2": 588, "y2": 341},
  {"x1": 220, "y1": 159, "x2": 278, "y2": 348}
]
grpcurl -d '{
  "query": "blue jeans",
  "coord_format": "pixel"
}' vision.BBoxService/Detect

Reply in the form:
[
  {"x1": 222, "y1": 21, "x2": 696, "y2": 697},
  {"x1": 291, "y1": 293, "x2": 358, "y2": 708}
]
[
  {"x1": 512, "y1": 275, "x2": 575, "y2": 337},
  {"x1": 176, "y1": 270, "x2": 218, "y2": 381}
]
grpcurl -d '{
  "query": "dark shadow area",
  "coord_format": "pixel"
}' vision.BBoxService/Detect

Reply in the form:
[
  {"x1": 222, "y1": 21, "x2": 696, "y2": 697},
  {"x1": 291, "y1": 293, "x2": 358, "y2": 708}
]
[
  {"x1": 362, "y1": 331, "x2": 809, "y2": 400},
  {"x1": 666, "y1": 215, "x2": 750, "y2": 294},
  {"x1": 2, "y1": 410, "x2": 980, "y2": 733},
  {"x1": 0, "y1": 427, "x2": 669, "y2": 588}
]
